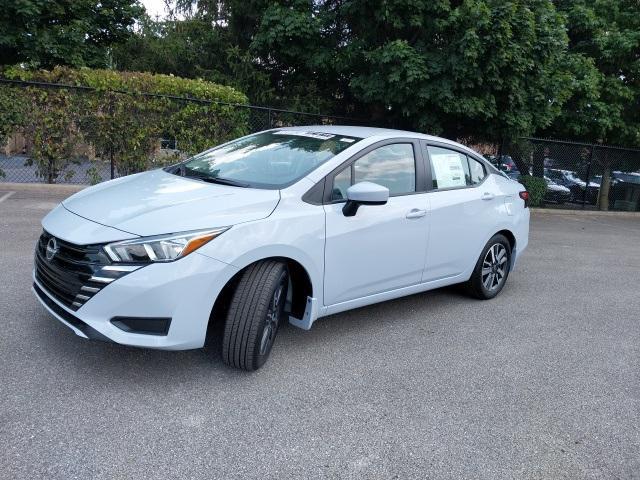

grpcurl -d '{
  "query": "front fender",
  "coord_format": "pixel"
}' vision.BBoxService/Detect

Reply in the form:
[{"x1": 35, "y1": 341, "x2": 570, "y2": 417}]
[{"x1": 197, "y1": 207, "x2": 326, "y2": 306}]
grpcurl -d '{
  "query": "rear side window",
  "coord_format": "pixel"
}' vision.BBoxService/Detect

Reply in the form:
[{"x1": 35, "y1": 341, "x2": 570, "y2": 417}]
[
  {"x1": 331, "y1": 143, "x2": 416, "y2": 200},
  {"x1": 428, "y1": 146, "x2": 469, "y2": 189},
  {"x1": 468, "y1": 157, "x2": 486, "y2": 184},
  {"x1": 428, "y1": 146, "x2": 487, "y2": 189}
]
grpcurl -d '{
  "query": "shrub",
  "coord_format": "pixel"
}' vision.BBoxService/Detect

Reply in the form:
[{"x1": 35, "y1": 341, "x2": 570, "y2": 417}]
[
  {"x1": 0, "y1": 66, "x2": 249, "y2": 182},
  {"x1": 517, "y1": 175, "x2": 547, "y2": 207}
]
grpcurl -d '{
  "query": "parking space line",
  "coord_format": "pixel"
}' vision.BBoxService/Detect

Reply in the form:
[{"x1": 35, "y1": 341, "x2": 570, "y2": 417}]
[{"x1": 0, "y1": 191, "x2": 15, "y2": 204}]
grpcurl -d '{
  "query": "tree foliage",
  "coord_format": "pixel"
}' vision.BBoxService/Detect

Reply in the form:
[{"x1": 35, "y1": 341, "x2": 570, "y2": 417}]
[
  {"x1": 1, "y1": 66, "x2": 248, "y2": 183},
  {"x1": 115, "y1": 0, "x2": 598, "y2": 143},
  {"x1": 517, "y1": 175, "x2": 547, "y2": 207},
  {"x1": 4, "y1": 0, "x2": 640, "y2": 150},
  {"x1": 0, "y1": 0, "x2": 143, "y2": 68},
  {"x1": 342, "y1": 0, "x2": 575, "y2": 141},
  {"x1": 548, "y1": 0, "x2": 640, "y2": 147}
]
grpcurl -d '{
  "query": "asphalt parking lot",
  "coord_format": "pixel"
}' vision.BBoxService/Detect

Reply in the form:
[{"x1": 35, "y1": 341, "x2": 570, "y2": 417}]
[{"x1": 1, "y1": 185, "x2": 639, "y2": 480}]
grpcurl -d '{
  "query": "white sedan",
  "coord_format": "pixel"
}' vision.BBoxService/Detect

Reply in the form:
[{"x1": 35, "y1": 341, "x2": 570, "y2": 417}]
[{"x1": 33, "y1": 126, "x2": 530, "y2": 370}]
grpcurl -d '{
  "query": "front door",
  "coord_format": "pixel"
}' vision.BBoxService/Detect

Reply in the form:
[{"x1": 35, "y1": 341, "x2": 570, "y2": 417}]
[{"x1": 323, "y1": 142, "x2": 429, "y2": 306}]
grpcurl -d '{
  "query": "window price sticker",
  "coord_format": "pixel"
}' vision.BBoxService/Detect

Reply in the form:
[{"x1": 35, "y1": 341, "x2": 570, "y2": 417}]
[{"x1": 431, "y1": 153, "x2": 466, "y2": 188}]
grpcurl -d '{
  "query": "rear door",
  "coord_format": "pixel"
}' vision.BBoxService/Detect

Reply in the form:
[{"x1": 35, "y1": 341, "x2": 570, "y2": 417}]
[
  {"x1": 323, "y1": 139, "x2": 430, "y2": 305},
  {"x1": 422, "y1": 142, "x2": 498, "y2": 281}
]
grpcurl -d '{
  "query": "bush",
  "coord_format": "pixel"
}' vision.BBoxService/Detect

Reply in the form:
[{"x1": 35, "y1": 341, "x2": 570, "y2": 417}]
[
  {"x1": 0, "y1": 66, "x2": 249, "y2": 182},
  {"x1": 518, "y1": 175, "x2": 547, "y2": 207}
]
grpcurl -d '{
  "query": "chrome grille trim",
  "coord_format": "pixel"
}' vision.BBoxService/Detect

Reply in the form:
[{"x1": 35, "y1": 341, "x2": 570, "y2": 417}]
[
  {"x1": 88, "y1": 276, "x2": 116, "y2": 284},
  {"x1": 34, "y1": 230, "x2": 138, "y2": 311}
]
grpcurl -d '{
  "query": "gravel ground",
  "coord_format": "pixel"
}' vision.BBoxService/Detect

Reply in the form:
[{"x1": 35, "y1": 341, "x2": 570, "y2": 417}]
[{"x1": 1, "y1": 186, "x2": 639, "y2": 479}]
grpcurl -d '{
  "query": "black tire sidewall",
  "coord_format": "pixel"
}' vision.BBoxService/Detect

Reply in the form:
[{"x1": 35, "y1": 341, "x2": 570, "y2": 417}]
[
  {"x1": 253, "y1": 269, "x2": 288, "y2": 369},
  {"x1": 222, "y1": 260, "x2": 289, "y2": 371}
]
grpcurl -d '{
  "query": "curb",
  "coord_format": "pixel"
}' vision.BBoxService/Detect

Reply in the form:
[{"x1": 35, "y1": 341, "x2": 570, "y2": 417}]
[
  {"x1": 0, "y1": 182, "x2": 86, "y2": 193},
  {"x1": 531, "y1": 207, "x2": 640, "y2": 218}
]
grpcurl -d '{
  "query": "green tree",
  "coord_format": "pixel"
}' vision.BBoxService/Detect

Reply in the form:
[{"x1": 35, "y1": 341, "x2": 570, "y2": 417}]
[
  {"x1": 546, "y1": 0, "x2": 640, "y2": 209},
  {"x1": 119, "y1": 1, "x2": 580, "y2": 145},
  {"x1": 22, "y1": 87, "x2": 80, "y2": 183},
  {"x1": 0, "y1": 0, "x2": 143, "y2": 68},
  {"x1": 243, "y1": 0, "x2": 577, "y2": 138},
  {"x1": 344, "y1": 0, "x2": 574, "y2": 139},
  {"x1": 112, "y1": 11, "x2": 275, "y2": 105},
  {"x1": 1, "y1": 66, "x2": 248, "y2": 182}
]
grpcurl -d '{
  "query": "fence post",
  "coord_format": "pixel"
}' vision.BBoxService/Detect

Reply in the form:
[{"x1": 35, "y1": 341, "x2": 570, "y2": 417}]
[
  {"x1": 268, "y1": 108, "x2": 272, "y2": 129},
  {"x1": 582, "y1": 146, "x2": 594, "y2": 209}
]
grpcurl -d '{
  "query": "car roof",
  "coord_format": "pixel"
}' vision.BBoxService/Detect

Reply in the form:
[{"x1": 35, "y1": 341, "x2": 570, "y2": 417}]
[{"x1": 274, "y1": 125, "x2": 482, "y2": 158}]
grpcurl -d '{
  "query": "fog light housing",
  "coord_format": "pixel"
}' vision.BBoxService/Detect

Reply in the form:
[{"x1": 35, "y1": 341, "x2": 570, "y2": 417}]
[{"x1": 110, "y1": 317, "x2": 172, "y2": 336}]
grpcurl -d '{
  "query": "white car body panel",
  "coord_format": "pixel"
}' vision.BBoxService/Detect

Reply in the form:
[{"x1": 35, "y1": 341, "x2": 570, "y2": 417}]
[
  {"x1": 323, "y1": 193, "x2": 429, "y2": 304},
  {"x1": 424, "y1": 175, "x2": 514, "y2": 281},
  {"x1": 63, "y1": 169, "x2": 280, "y2": 236},
  {"x1": 43, "y1": 204, "x2": 137, "y2": 244},
  {"x1": 34, "y1": 126, "x2": 530, "y2": 350}
]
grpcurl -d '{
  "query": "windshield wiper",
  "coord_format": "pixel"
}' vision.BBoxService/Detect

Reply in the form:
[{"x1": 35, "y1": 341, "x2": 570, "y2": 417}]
[{"x1": 185, "y1": 174, "x2": 249, "y2": 188}]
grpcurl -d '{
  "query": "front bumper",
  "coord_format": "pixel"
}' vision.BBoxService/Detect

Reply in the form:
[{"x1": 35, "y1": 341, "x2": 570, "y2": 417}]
[{"x1": 33, "y1": 250, "x2": 239, "y2": 350}]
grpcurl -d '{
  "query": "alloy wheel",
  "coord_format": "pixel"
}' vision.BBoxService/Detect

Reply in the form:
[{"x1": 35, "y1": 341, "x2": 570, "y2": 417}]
[
  {"x1": 259, "y1": 280, "x2": 285, "y2": 356},
  {"x1": 481, "y1": 243, "x2": 508, "y2": 292}
]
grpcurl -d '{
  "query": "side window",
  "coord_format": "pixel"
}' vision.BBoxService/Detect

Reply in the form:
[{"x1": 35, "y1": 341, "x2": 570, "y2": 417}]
[
  {"x1": 468, "y1": 157, "x2": 487, "y2": 185},
  {"x1": 354, "y1": 143, "x2": 416, "y2": 195},
  {"x1": 331, "y1": 167, "x2": 351, "y2": 201},
  {"x1": 428, "y1": 146, "x2": 470, "y2": 189},
  {"x1": 331, "y1": 143, "x2": 417, "y2": 200}
]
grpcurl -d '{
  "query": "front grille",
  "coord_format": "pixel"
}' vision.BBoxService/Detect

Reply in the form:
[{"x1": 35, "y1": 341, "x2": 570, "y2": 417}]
[{"x1": 34, "y1": 231, "x2": 115, "y2": 311}]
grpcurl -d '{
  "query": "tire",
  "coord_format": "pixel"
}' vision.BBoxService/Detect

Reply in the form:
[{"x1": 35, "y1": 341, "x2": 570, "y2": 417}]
[
  {"x1": 222, "y1": 260, "x2": 289, "y2": 371},
  {"x1": 466, "y1": 234, "x2": 511, "y2": 300}
]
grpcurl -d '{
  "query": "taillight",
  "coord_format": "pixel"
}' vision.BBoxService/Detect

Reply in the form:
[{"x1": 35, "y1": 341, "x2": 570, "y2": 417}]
[{"x1": 519, "y1": 191, "x2": 530, "y2": 208}]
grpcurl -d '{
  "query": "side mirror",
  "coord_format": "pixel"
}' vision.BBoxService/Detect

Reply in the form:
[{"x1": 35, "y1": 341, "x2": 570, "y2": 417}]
[{"x1": 343, "y1": 181, "x2": 389, "y2": 216}]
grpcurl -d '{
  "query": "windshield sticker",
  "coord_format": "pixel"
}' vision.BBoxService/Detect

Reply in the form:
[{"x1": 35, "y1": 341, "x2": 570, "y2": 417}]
[
  {"x1": 339, "y1": 138, "x2": 355, "y2": 143},
  {"x1": 274, "y1": 130, "x2": 336, "y2": 140}
]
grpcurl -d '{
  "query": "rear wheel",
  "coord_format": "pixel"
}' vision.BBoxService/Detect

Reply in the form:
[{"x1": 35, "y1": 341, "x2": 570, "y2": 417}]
[
  {"x1": 466, "y1": 234, "x2": 511, "y2": 299},
  {"x1": 222, "y1": 260, "x2": 288, "y2": 371}
]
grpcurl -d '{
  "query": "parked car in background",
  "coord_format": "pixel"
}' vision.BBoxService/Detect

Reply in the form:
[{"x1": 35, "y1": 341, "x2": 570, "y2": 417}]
[
  {"x1": 545, "y1": 168, "x2": 599, "y2": 204},
  {"x1": 486, "y1": 155, "x2": 518, "y2": 173},
  {"x1": 593, "y1": 171, "x2": 640, "y2": 187},
  {"x1": 543, "y1": 176, "x2": 572, "y2": 204},
  {"x1": 33, "y1": 126, "x2": 530, "y2": 370},
  {"x1": 594, "y1": 171, "x2": 640, "y2": 211}
]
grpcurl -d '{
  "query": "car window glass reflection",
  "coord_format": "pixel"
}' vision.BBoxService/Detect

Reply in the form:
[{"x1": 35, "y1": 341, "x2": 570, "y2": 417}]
[{"x1": 353, "y1": 144, "x2": 416, "y2": 195}]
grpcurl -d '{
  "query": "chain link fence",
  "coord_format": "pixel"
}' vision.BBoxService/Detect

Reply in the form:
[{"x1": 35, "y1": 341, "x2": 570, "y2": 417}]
[
  {"x1": 3, "y1": 80, "x2": 640, "y2": 212},
  {"x1": 485, "y1": 138, "x2": 640, "y2": 212},
  {"x1": 0, "y1": 80, "x2": 356, "y2": 185}
]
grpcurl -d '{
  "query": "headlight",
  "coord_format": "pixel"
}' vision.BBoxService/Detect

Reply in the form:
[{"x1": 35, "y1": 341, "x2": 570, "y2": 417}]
[{"x1": 104, "y1": 227, "x2": 229, "y2": 263}]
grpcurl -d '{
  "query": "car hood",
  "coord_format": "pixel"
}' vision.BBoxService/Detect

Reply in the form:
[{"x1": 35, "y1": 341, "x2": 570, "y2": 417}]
[{"x1": 62, "y1": 170, "x2": 280, "y2": 237}]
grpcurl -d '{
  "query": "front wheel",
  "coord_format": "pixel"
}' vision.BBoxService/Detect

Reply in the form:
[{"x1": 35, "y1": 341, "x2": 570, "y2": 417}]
[
  {"x1": 222, "y1": 260, "x2": 289, "y2": 371},
  {"x1": 466, "y1": 234, "x2": 511, "y2": 299}
]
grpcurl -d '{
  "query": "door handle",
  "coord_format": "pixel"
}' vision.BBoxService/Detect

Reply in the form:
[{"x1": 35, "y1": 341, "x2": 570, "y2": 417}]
[
  {"x1": 481, "y1": 192, "x2": 495, "y2": 201},
  {"x1": 406, "y1": 208, "x2": 427, "y2": 219}
]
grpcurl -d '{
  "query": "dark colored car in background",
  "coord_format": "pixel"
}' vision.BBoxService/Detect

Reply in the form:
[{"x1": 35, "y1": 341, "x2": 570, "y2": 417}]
[
  {"x1": 545, "y1": 168, "x2": 599, "y2": 204},
  {"x1": 543, "y1": 177, "x2": 572, "y2": 204}
]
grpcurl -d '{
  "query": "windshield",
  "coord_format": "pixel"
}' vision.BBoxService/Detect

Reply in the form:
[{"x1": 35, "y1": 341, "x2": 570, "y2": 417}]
[{"x1": 173, "y1": 130, "x2": 361, "y2": 189}]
